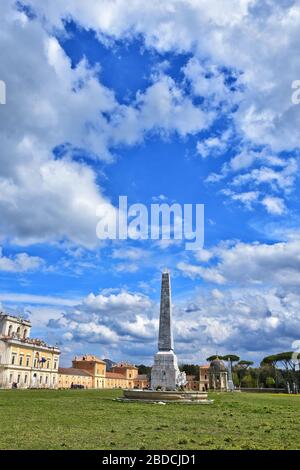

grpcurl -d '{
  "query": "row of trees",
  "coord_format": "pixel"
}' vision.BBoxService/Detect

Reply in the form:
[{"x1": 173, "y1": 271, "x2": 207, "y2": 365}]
[{"x1": 206, "y1": 352, "x2": 300, "y2": 389}]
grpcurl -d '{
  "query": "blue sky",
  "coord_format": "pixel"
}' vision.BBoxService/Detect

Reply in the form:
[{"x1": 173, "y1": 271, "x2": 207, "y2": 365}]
[{"x1": 1, "y1": 1, "x2": 300, "y2": 366}]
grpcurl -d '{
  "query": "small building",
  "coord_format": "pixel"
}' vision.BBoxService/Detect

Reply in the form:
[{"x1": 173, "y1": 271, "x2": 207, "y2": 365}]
[
  {"x1": 58, "y1": 367, "x2": 92, "y2": 389},
  {"x1": 72, "y1": 355, "x2": 106, "y2": 389},
  {"x1": 0, "y1": 313, "x2": 60, "y2": 389},
  {"x1": 208, "y1": 358, "x2": 228, "y2": 391}
]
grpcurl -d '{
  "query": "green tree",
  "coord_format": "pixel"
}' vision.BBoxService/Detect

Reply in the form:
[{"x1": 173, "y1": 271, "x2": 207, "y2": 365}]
[
  {"x1": 180, "y1": 364, "x2": 199, "y2": 379},
  {"x1": 232, "y1": 371, "x2": 240, "y2": 387},
  {"x1": 136, "y1": 364, "x2": 151, "y2": 377},
  {"x1": 206, "y1": 355, "x2": 219, "y2": 362},
  {"x1": 222, "y1": 354, "x2": 240, "y2": 363},
  {"x1": 266, "y1": 376, "x2": 276, "y2": 388},
  {"x1": 241, "y1": 373, "x2": 254, "y2": 388}
]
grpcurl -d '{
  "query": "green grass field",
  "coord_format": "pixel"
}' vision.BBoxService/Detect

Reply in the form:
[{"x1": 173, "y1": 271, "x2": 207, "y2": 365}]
[{"x1": 0, "y1": 389, "x2": 299, "y2": 450}]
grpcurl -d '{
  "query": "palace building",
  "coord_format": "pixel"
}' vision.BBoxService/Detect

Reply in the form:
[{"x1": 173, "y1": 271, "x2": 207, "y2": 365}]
[{"x1": 0, "y1": 313, "x2": 60, "y2": 389}]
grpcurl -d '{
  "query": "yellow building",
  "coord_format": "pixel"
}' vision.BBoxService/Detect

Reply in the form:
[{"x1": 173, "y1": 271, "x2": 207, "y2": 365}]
[
  {"x1": 111, "y1": 363, "x2": 138, "y2": 388},
  {"x1": 105, "y1": 371, "x2": 130, "y2": 388},
  {"x1": 0, "y1": 313, "x2": 60, "y2": 389},
  {"x1": 58, "y1": 367, "x2": 92, "y2": 389},
  {"x1": 69, "y1": 356, "x2": 149, "y2": 389},
  {"x1": 72, "y1": 355, "x2": 106, "y2": 388}
]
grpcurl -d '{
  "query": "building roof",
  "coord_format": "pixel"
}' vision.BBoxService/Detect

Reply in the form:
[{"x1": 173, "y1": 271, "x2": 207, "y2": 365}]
[
  {"x1": 58, "y1": 367, "x2": 92, "y2": 377},
  {"x1": 0, "y1": 313, "x2": 31, "y2": 325},
  {"x1": 2, "y1": 335, "x2": 60, "y2": 353},
  {"x1": 112, "y1": 363, "x2": 138, "y2": 370},
  {"x1": 73, "y1": 355, "x2": 106, "y2": 364},
  {"x1": 199, "y1": 364, "x2": 210, "y2": 369},
  {"x1": 106, "y1": 372, "x2": 128, "y2": 379}
]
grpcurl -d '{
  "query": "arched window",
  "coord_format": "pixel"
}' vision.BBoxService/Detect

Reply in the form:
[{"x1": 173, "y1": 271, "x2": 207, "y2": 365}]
[
  {"x1": 8, "y1": 325, "x2": 12, "y2": 336},
  {"x1": 23, "y1": 329, "x2": 28, "y2": 339},
  {"x1": 16, "y1": 327, "x2": 21, "y2": 337}
]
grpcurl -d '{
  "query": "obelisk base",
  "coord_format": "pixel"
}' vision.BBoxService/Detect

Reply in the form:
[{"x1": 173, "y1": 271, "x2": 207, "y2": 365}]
[{"x1": 151, "y1": 350, "x2": 181, "y2": 390}]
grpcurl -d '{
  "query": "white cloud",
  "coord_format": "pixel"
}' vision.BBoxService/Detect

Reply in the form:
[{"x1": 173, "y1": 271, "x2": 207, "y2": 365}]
[
  {"x1": 178, "y1": 239, "x2": 300, "y2": 288},
  {"x1": 1, "y1": 3, "x2": 213, "y2": 248},
  {"x1": 177, "y1": 261, "x2": 226, "y2": 284},
  {"x1": 111, "y1": 247, "x2": 147, "y2": 261},
  {"x1": 24, "y1": 0, "x2": 300, "y2": 152},
  {"x1": 231, "y1": 158, "x2": 298, "y2": 193},
  {"x1": 262, "y1": 196, "x2": 286, "y2": 215},
  {"x1": 196, "y1": 134, "x2": 229, "y2": 159},
  {"x1": 47, "y1": 289, "x2": 155, "y2": 352},
  {"x1": 111, "y1": 74, "x2": 213, "y2": 145},
  {"x1": 0, "y1": 248, "x2": 43, "y2": 272},
  {"x1": 222, "y1": 189, "x2": 259, "y2": 210},
  {"x1": 0, "y1": 293, "x2": 79, "y2": 306}
]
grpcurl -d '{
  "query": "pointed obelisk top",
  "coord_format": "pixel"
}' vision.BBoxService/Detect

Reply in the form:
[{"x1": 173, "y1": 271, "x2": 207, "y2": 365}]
[{"x1": 158, "y1": 270, "x2": 174, "y2": 351}]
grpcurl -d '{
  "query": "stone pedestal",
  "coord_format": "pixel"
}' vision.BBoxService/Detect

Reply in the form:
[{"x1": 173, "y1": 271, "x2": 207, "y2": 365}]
[{"x1": 151, "y1": 351, "x2": 181, "y2": 390}]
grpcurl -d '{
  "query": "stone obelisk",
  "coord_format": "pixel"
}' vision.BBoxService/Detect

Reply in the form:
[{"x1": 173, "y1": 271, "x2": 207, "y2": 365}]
[{"x1": 151, "y1": 271, "x2": 186, "y2": 390}]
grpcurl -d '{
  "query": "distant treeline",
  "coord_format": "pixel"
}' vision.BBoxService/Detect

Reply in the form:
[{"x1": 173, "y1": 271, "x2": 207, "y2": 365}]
[
  {"x1": 136, "y1": 351, "x2": 300, "y2": 388},
  {"x1": 179, "y1": 352, "x2": 300, "y2": 389}
]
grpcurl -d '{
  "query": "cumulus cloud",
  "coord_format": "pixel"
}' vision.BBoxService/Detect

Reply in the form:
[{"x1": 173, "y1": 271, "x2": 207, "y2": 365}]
[
  {"x1": 0, "y1": 248, "x2": 43, "y2": 272},
  {"x1": 44, "y1": 280, "x2": 300, "y2": 364},
  {"x1": 48, "y1": 290, "x2": 154, "y2": 351},
  {"x1": 21, "y1": 0, "x2": 300, "y2": 217},
  {"x1": 262, "y1": 196, "x2": 286, "y2": 215},
  {"x1": 0, "y1": 2, "x2": 212, "y2": 248},
  {"x1": 22, "y1": 0, "x2": 300, "y2": 150},
  {"x1": 196, "y1": 131, "x2": 231, "y2": 159},
  {"x1": 173, "y1": 286, "x2": 300, "y2": 362},
  {"x1": 109, "y1": 74, "x2": 213, "y2": 145},
  {"x1": 178, "y1": 239, "x2": 300, "y2": 288}
]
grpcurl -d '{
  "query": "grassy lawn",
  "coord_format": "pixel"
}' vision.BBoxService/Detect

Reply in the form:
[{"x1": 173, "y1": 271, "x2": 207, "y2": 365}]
[{"x1": 0, "y1": 389, "x2": 299, "y2": 450}]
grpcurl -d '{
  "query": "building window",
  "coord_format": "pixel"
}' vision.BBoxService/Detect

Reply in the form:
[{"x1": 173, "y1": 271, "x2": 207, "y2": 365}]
[
  {"x1": 8, "y1": 325, "x2": 12, "y2": 336},
  {"x1": 54, "y1": 360, "x2": 57, "y2": 369},
  {"x1": 9, "y1": 374, "x2": 13, "y2": 383},
  {"x1": 24, "y1": 375, "x2": 28, "y2": 384},
  {"x1": 45, "y1": 376, "x2": 48, "y2": 384},
  {"x1": 16, "y1": 327, "x2": 21, "y2": 337},
  {"x1": 23, "y1": 329, "x2": 28, "y2": 339},
  {"x1": 34, "y1": 358, "x2": 38, "y2": 368},
  {"x1": 40, "y1": 376, "x2": 43, "y2": 384},
  {"x1": 47, "y1": 360, "x2": 50, "y2": 369},
  {"x1": 11, "y1": 353, "x2": 16, "y2": 365},
  {"x1": 17, "y1": 374, "x2": 20, "y2": 384},
  {"x1": 19, "y1": 355, "x2": 23, "y2": 366},
  {"x1": 26, "y1": 356, "x2": 30, "y2": 367}
]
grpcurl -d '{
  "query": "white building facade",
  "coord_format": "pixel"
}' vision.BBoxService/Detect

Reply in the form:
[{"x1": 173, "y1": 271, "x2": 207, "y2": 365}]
[{"x1": 0, "y1": 313, "x2": 60, "y2": 389}]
